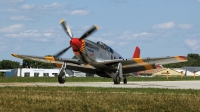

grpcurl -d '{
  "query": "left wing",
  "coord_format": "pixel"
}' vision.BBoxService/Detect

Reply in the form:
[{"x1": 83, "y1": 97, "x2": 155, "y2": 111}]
[
  {"x1": 11, "y1": 54, "x2": 97, "y2": 74},
  {"x1": 96, "y1": 56, "x2": 187, "y2": 73}
]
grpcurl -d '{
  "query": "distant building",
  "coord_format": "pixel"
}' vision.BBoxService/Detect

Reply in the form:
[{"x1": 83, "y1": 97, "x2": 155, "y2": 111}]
[
  {"x1": 0, "y1": 68, "x2": 94, "y2": 77},
  {"x1": 181, "y1": 67, "x2": 200, "y2": 76},
  {"x1": 0, "y1": 69, "x2": 14, "y2": 77},
  {"x1": 14, "y1": 68, "x2": 63, "y2": 77}
]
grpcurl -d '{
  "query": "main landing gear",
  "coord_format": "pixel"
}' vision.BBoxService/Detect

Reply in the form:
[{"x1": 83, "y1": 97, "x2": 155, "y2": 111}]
[
  {"x1": 113, "y1": 62, "x2": 127, "y2": 84},
  {"x1": 58, "y1": 62, "x2": 67, "y2": 84}
]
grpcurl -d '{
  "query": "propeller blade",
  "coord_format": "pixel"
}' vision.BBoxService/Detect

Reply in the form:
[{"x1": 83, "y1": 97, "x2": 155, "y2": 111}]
[
  {"x1": 54, "y1": 46, "x2": 71, "y2": 58},
  {"x1": 60, "y1": 19, "x2": 73, "y2": 38},
  {"x1": 79, "y1": 25, "x2": 98, "y2": 40}
]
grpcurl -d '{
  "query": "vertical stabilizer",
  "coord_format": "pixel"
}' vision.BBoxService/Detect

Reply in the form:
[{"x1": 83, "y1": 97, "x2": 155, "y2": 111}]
[{"x1": 133, "y1": 46, "x2": 140, "y2": 58}]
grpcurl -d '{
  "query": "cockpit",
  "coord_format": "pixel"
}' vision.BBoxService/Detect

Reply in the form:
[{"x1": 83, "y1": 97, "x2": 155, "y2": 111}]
[{"x1": 97, "y1": 41, "x2": 113, "y2": 53}]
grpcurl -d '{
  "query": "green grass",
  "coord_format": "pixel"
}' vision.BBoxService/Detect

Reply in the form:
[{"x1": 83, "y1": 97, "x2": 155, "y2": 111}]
[
  {"x1": 1, "y1": 76, "x2": 200, "y2": 111},
  {"x1": 0, "y1": 76, "x2": 200, "y2": 83},
  {"x1": 0, "y1": 87, "x2": 200, "y2": 112}
]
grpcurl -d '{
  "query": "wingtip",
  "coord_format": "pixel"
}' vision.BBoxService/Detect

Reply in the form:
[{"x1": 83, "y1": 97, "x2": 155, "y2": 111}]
[
  {"x1": 175, "y1": 56, "x2": 188, "y2": 61},
  {"x1": 11, "y1": 54, "x2": 18, "y2": 58}
]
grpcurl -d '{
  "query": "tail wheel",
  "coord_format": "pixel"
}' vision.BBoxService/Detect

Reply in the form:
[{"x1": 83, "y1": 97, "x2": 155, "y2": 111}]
[
  {"x1": 123, "y1": 78, "x2": 127, "y2": 84},
  {"x1": 58, "y1": 71, "x2": 66, "y2": 84},
  {"x1": 113, "y1": 73, "x2": 121, "y2": 84}
]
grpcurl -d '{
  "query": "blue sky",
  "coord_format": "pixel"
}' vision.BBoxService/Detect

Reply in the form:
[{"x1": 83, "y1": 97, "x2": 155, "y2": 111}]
[{"x1": 0, "y1": 0, "x2": 200, "y2": 63}]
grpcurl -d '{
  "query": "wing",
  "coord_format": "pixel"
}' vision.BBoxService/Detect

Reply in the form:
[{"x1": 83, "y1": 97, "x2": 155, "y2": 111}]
[
  {"x1": 11, "y1": 54, "x2": 97, "y2": 74},
  {"x1": 97, "y1": 56, "x2": 187, "y2": 74}
]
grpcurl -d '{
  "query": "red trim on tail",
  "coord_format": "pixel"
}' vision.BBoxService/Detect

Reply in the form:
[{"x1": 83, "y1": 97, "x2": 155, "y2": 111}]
[{"x1": 133, "y1": 46, "x2": 140, "y2": 58}]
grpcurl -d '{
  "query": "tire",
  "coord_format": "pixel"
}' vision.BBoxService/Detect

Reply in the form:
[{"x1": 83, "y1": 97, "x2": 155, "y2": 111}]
[
  {"x1": 123, "y1": 78, "x2": 127, "y2": 84},
  {"x1": 113, "y1": 73, "x2": 120, "y2": 84},
  {"x1": 58, "y1": 71, "x2": 66, "y2": 84}
]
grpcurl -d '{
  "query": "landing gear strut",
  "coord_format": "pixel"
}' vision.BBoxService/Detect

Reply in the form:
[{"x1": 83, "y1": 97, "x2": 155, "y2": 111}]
[{"x1": 58, "y1": 62, "x2": 67, "y2": 84}]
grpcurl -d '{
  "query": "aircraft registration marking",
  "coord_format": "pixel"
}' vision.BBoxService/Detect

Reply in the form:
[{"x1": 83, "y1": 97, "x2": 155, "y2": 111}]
[{"x1": 134, "y1": 58, "x2": 153, "y2": 70}]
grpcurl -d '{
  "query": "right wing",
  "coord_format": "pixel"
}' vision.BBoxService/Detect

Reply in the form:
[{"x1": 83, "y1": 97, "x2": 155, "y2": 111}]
[{"x1": 96, "y1": 56, "x2": 187, "y2": 73}]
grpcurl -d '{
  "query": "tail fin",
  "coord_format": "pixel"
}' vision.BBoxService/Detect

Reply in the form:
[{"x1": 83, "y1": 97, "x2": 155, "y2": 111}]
[{"x1": 133, "y1": 46, "x2": 140, "y2": 58}]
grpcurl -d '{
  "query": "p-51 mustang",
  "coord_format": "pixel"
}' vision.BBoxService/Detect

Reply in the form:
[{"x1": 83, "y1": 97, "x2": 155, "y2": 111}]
[{"x1": 12, "y1": 19, "x2": 187, "y2": 84}]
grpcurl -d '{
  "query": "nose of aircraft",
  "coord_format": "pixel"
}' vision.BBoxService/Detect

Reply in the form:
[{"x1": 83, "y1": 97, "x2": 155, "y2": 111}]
[{"x1": 70, "y1": 38, "x2": 82, "y2": 51}]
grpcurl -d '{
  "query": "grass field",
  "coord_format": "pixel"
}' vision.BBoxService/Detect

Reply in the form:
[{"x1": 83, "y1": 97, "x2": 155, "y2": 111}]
[
  {"x1": 0, "y1": 87, "x2": 200, "y2": 112},
  {"x1": 0, "y1": 76, "x2": 200, "y2": 83},
  {"x1": 1, "y1": 77, "x2": 200, "y2": 111}
]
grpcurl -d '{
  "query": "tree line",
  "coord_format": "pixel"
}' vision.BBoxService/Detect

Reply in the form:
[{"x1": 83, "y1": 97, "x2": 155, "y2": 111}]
[
  {"x1": 0, "y1": 53, "x2": 199, "y2": 69},
  {"x1": 0, "y1": 59, "x2": 55, "y2": 69}
]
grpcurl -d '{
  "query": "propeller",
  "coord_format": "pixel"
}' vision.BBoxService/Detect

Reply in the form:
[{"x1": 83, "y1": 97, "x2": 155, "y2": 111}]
[
  {"x1": 53, "y1": 46, "x2": 71, "y2": 58},
  {"x1": 55, "y1": 19, "x2": 98, "y2": 57},
  {"x1": 79, "y1": 25, "x2": 98, "y2": 40},
  {"x1": 60, "y1": 19, "x2": 73, "y2": 39}
]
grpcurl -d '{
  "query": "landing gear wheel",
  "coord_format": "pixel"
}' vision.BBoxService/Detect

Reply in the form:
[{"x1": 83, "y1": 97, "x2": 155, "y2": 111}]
[
  {"x1": 58, "y1": 71, "x2": 66, "y2": 84},
  {"x1": 113, "y1": 73, "x2": 121, "y2": 84},
  {"x1": 123, "y1": 78, "x2": 127, "y2": 84}
]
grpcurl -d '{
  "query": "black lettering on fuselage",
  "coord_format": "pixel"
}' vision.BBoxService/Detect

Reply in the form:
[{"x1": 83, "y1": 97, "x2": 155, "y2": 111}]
[{"x1": 87, "y1": 48, "x2": 94, "y2": 53}]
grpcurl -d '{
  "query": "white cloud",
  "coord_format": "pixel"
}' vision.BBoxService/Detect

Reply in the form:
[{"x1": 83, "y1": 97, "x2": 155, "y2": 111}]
[
  {"x1": 119, "y1": 31, "x2": 151, "y2": 40},
  {"x1": 177, "y1": 24, "x2": 193, "y2": 29},
  {"x1": 20, "y1": 4, "x2": 35, "y2": 10},
  {"x1": 5, "y1": 30, "x2": 41, "y2": 38},
  {"x1": 0, "y1": 45, "x2": 7, "y2": 51},
  {"x1": 62, "y1": 10, "x2": 90, "y2": 16},
  {"x1": 0, "y1": 8, "x2": 19, "y2": 13},
  {"x1": 14, "y1": 46, "x2": 21, "y2": 51},
  {"x1": 43, "y1": 33, "x2": 52, "y2": 37},
  {"x1": 196, "y1": 0, "x2": 200, "y2": 2},
  {"x1": 32, "y1": 38, "x2": 48, "y2": 42},
  {"x1": 0, "y1": 24, "x2": 24, "y2": 33},
  {"x1": 70, "y1": 10, "x2": 90, "y2": 16},
  {"x1": 81, "y1": 25, "x2": 91, "y2": 30},
  {"x1": 90, "y1": 37, "x2": 115, "y2": 45},
  {"x1": 0, "y1": 0, "x2": 24, "y2": 4},
  {"x1": 185, "y1": 39, "x2": 200, "y2": 50},
  {"x1": 153, "y1": 22, "x2": 175, "y2": 29},
  {"x1": 102, "y1": 40, "x2": 115, "y2": 45},
  {"x1": 38, "y1": 3, "x2": 66, "y2": 10},
  {"x1": 118, "y1": 31, "x2": 132, "y2": 39},
  {"x1": 132, "y1": 32, "x2": 151, "y2": 38},
  {"x1": 119, "y1": 42, "x2": 128, "y2": 46},
  {"x1": 9, "y1": 16, "x2": 34, "y2": 21}
]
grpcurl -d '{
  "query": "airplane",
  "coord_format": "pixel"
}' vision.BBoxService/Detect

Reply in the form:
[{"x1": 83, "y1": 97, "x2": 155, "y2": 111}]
[{"x1": 11, "y1": 19, "x2": 188, "y2": 84}]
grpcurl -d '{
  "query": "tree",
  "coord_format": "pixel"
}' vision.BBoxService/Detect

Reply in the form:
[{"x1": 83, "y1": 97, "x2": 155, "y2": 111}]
[
  {"x1": 163, "y1": 53, "x2": 200, "y2": 68},
  {"x1": 72, "y1": 55, "x2": 78, "y2": 59},
  {"x1": 22, "y1": 59, "x2": 55, "y2": 69},
  {"x1": 0, "y1": 60, "x2": 21, "y2": 69}
]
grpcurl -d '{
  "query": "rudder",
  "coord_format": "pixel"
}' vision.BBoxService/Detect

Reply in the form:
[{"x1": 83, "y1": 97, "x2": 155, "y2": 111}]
[{"x1": 133, "y1": 46, "x2": 140, "y2": 58}]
